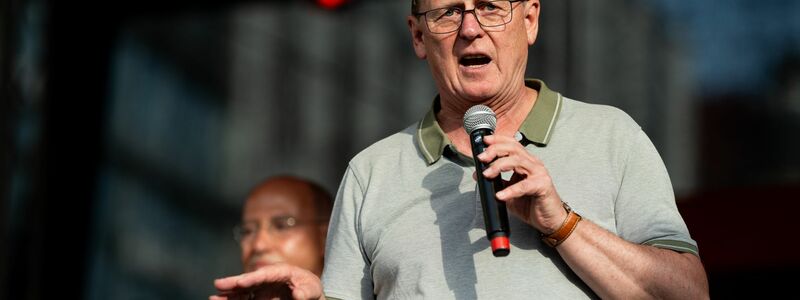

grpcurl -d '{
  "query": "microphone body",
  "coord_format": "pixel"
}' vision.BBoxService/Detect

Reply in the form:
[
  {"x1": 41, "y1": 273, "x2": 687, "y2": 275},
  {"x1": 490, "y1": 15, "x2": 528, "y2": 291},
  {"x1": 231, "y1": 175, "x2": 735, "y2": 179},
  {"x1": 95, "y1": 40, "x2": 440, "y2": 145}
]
[{"x1": 464, "y1": 106, "x2": 511, "y2": 257}]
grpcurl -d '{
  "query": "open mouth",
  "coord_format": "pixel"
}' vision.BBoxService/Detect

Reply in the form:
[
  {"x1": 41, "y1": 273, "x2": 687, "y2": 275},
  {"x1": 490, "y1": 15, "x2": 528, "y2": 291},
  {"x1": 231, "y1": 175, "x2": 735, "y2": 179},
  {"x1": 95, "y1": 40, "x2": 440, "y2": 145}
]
[{"x1": 459, "y1": 55, "x2": 492, "y2": 67}]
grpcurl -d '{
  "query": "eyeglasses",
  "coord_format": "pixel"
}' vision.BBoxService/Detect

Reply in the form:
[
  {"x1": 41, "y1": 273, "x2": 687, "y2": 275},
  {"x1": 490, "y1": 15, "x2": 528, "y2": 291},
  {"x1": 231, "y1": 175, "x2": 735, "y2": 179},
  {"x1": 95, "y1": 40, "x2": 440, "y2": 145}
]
[
  {"x1": 232, "y1": 216, "x2": 319, "y2": 243},
  {"x1": 414, "y1": 0, "x2": 527, "y2": 34}
]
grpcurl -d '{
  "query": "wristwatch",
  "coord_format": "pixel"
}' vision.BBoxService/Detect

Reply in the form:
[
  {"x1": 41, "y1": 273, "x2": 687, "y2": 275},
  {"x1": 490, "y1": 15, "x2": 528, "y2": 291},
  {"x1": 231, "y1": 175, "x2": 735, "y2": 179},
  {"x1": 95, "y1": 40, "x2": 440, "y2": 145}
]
[{"x1": 541, "y1": 202, "x2": 582, "y2": 247}]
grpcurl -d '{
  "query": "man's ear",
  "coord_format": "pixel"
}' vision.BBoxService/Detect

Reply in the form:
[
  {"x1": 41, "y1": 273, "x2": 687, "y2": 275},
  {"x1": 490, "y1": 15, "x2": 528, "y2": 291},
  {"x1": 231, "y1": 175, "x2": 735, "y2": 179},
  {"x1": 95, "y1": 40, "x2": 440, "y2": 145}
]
[
  {"x1": 524, "y1": 0, "x2": 541, "y2": 46},
  {"x1": 407, "y1": 15, "x2": 427, "y2": 59}
]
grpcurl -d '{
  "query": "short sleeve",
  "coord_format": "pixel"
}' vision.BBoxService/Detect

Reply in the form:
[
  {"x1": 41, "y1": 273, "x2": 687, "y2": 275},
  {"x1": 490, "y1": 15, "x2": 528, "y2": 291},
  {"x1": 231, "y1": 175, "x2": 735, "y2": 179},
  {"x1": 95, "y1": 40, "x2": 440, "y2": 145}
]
[
  {"x1": 614, "y1": 129, "x2": 699, "y2": 256},
  {"x1": 321, "y1": 165, "x2": 375, "y2": 299}
]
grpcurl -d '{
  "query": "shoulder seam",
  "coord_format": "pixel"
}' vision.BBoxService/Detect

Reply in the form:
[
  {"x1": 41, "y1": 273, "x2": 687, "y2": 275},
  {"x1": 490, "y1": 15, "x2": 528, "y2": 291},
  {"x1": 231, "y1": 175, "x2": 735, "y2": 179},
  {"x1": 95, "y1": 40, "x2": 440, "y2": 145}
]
[{"x1": 346, "y1": 162, "x2": 372, "y2": 266}]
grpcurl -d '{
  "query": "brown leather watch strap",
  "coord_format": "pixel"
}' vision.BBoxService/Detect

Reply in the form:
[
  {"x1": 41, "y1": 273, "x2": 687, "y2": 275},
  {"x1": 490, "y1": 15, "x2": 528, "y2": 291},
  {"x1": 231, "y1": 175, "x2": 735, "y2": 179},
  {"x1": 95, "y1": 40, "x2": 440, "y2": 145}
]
[{"x1": 541, "y1": 203, "x2": 582, "y2": 247}]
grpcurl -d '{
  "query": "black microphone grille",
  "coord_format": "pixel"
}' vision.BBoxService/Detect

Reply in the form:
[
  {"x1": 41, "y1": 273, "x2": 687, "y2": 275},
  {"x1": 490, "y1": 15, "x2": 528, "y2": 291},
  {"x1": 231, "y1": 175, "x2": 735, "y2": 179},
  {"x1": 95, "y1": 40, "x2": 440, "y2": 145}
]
[{"x1": 463, "y1": 105, "x2": 497, "y2": 134}]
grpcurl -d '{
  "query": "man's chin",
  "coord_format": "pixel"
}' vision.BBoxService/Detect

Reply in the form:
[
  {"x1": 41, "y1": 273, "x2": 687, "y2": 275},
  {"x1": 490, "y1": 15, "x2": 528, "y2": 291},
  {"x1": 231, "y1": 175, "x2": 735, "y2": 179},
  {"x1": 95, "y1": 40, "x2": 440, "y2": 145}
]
[
  {"x1": 460, "y1": 89, "x2": 498, "y2": 103},
  {"x1": 455, "y1": 80, "x2": 499, "y2": 100}
]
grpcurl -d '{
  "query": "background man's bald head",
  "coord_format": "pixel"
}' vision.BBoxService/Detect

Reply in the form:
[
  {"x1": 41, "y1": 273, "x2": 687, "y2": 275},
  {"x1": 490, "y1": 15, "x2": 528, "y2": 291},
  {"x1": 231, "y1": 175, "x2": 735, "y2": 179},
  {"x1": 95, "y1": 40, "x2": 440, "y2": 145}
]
[{"x1": 246, "y1": 176, "x2": 333, "y2": 220}]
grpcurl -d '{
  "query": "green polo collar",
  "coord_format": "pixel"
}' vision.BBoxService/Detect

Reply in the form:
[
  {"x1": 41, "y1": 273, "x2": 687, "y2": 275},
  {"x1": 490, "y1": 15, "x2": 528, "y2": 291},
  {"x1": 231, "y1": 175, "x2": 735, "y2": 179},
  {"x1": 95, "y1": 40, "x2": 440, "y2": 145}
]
[{"x1": 416, "y1": 79, "x2": 563, "y2": 165}]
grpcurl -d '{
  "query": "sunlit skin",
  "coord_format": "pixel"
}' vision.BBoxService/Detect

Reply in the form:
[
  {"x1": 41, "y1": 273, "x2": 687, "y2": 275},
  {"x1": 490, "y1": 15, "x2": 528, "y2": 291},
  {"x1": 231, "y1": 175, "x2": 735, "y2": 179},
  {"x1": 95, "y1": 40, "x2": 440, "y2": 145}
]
[
  {"x1": 408, "y1": 0, "x2": 541, "y2": 157},
  {"x1": 410, "y1": 0, "x2": 535, "y2": 101},
  {"x1": 240, "y1": 177, "x2": 327, "y2": 276}
]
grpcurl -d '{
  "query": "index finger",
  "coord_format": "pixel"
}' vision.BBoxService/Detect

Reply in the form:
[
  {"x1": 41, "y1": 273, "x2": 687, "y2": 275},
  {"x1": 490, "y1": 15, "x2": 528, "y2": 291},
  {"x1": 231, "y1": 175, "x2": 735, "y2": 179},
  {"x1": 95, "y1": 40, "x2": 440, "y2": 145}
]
[
  {"x1": 214, "y1": 267, "x2": 292, "y2": 292},
  {"x1": 477, "y1": 139, "x2": 530, "y2": 164},
  {"x1": 214, "y1": 273, "x2": 247, "y2": 291},
  {"x1": 237, "y1": 267, "x2": 293, "y2": 287},
  {"x1": 481, "y1": 134, "x2": 518, "y2": 145}
]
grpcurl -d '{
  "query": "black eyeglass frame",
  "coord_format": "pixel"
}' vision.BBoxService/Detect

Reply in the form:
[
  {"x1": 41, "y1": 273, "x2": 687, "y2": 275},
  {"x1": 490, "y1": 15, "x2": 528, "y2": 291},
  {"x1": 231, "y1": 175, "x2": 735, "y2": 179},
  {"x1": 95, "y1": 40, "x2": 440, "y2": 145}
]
[
  {"x1": 412, "y1": 0, "x2": 528, "y2": 34},
  {"x1": 232, "y1": 216, "x2": 327, "y2": 243}
]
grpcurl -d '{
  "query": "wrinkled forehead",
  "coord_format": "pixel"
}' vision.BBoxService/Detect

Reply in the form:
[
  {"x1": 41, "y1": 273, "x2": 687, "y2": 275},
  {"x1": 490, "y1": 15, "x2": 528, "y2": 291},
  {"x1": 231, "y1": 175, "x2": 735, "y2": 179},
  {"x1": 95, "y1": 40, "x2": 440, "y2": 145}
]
[{"x1": 413, "y1": 0, "x2": 479, "y2": 12}]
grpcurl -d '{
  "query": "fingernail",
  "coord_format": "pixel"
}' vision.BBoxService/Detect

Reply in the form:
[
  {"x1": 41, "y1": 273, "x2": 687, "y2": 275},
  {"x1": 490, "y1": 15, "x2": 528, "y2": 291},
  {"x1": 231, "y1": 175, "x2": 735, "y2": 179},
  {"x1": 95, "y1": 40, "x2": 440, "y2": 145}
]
[{"x1": 496, "y1": 191, "x2": 506, "y2": 199}]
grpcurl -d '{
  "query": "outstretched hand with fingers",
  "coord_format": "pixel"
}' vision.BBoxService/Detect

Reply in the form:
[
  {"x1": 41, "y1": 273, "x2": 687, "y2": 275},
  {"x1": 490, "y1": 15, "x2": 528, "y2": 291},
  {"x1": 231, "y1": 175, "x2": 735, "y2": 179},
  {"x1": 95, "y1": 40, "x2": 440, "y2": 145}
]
[{"x1": 210, "y1": 263, "x2": 324, "y2": 300}]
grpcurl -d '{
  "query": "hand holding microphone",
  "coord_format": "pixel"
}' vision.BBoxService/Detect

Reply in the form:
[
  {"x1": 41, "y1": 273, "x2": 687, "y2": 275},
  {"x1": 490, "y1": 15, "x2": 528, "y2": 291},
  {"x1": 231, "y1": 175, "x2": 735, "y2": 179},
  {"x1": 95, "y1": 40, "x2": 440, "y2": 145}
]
[{"x1": 464, "y1": 105, "x2": 571, "y2": 255}]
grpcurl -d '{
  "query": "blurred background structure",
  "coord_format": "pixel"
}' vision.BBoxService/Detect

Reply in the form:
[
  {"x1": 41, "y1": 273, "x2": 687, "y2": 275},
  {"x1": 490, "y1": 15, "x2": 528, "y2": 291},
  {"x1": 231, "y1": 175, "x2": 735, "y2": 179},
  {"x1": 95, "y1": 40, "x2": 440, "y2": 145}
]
[{"x1": 2, "y1": 0, "x2": 798, "y2": 298}]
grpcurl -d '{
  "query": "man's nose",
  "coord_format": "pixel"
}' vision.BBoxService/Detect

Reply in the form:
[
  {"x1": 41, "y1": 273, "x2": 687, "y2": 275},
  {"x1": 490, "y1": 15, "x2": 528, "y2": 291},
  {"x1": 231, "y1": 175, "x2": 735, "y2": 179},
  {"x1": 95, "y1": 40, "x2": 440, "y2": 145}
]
[
  {"x1": 251, "y1": 226, "x2": 277, "y2": 251},
  {"x1": 459, "y1": 11, "x2": 485, "y2": 39}
]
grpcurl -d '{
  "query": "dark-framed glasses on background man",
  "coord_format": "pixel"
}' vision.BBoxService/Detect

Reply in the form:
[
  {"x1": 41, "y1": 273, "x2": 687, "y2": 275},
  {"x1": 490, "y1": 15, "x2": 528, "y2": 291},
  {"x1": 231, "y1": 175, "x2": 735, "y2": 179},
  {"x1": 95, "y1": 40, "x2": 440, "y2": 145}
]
[{"x1": 232, "y1": 216, "x2": 320, "y2": 243}]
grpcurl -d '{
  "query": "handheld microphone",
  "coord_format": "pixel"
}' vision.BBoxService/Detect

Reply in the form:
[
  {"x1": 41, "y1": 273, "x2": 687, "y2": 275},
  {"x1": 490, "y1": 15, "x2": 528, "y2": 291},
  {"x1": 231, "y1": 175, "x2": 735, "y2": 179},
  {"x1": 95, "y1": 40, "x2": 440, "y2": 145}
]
[{"x1": 464, "y1": 105, "x2": 511, "y2": 257}]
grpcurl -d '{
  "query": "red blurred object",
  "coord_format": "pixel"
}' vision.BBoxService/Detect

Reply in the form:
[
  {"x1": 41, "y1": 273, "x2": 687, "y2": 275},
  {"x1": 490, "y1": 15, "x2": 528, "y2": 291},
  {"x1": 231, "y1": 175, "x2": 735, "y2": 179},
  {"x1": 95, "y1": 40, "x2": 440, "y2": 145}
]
[{"x1": 316, "y1": 0, "x2": 348, "y2": 10}]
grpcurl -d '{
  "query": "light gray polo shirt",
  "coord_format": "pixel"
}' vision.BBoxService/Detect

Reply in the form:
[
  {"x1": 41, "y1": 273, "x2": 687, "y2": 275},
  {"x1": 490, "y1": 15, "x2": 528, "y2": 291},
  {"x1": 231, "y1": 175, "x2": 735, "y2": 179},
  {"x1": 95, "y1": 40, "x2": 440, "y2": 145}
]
[{"x1": 322, "y1": 79, "x2": 698, "y2": 299}]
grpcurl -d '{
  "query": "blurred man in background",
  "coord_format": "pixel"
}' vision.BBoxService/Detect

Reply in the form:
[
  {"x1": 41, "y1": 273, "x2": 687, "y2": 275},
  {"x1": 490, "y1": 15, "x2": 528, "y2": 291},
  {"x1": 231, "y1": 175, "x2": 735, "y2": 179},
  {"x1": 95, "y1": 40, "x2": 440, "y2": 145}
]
[{"x1": 234, "y1": 175, "x2": 332, "y2": 276}]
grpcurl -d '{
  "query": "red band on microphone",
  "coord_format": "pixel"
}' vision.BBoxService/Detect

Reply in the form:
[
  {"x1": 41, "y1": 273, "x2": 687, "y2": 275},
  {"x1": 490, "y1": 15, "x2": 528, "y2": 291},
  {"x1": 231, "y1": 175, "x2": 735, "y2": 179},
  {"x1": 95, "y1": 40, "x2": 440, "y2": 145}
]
[{"x1": 490, "y1": 236, "x2": 510, "y2": 256}]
